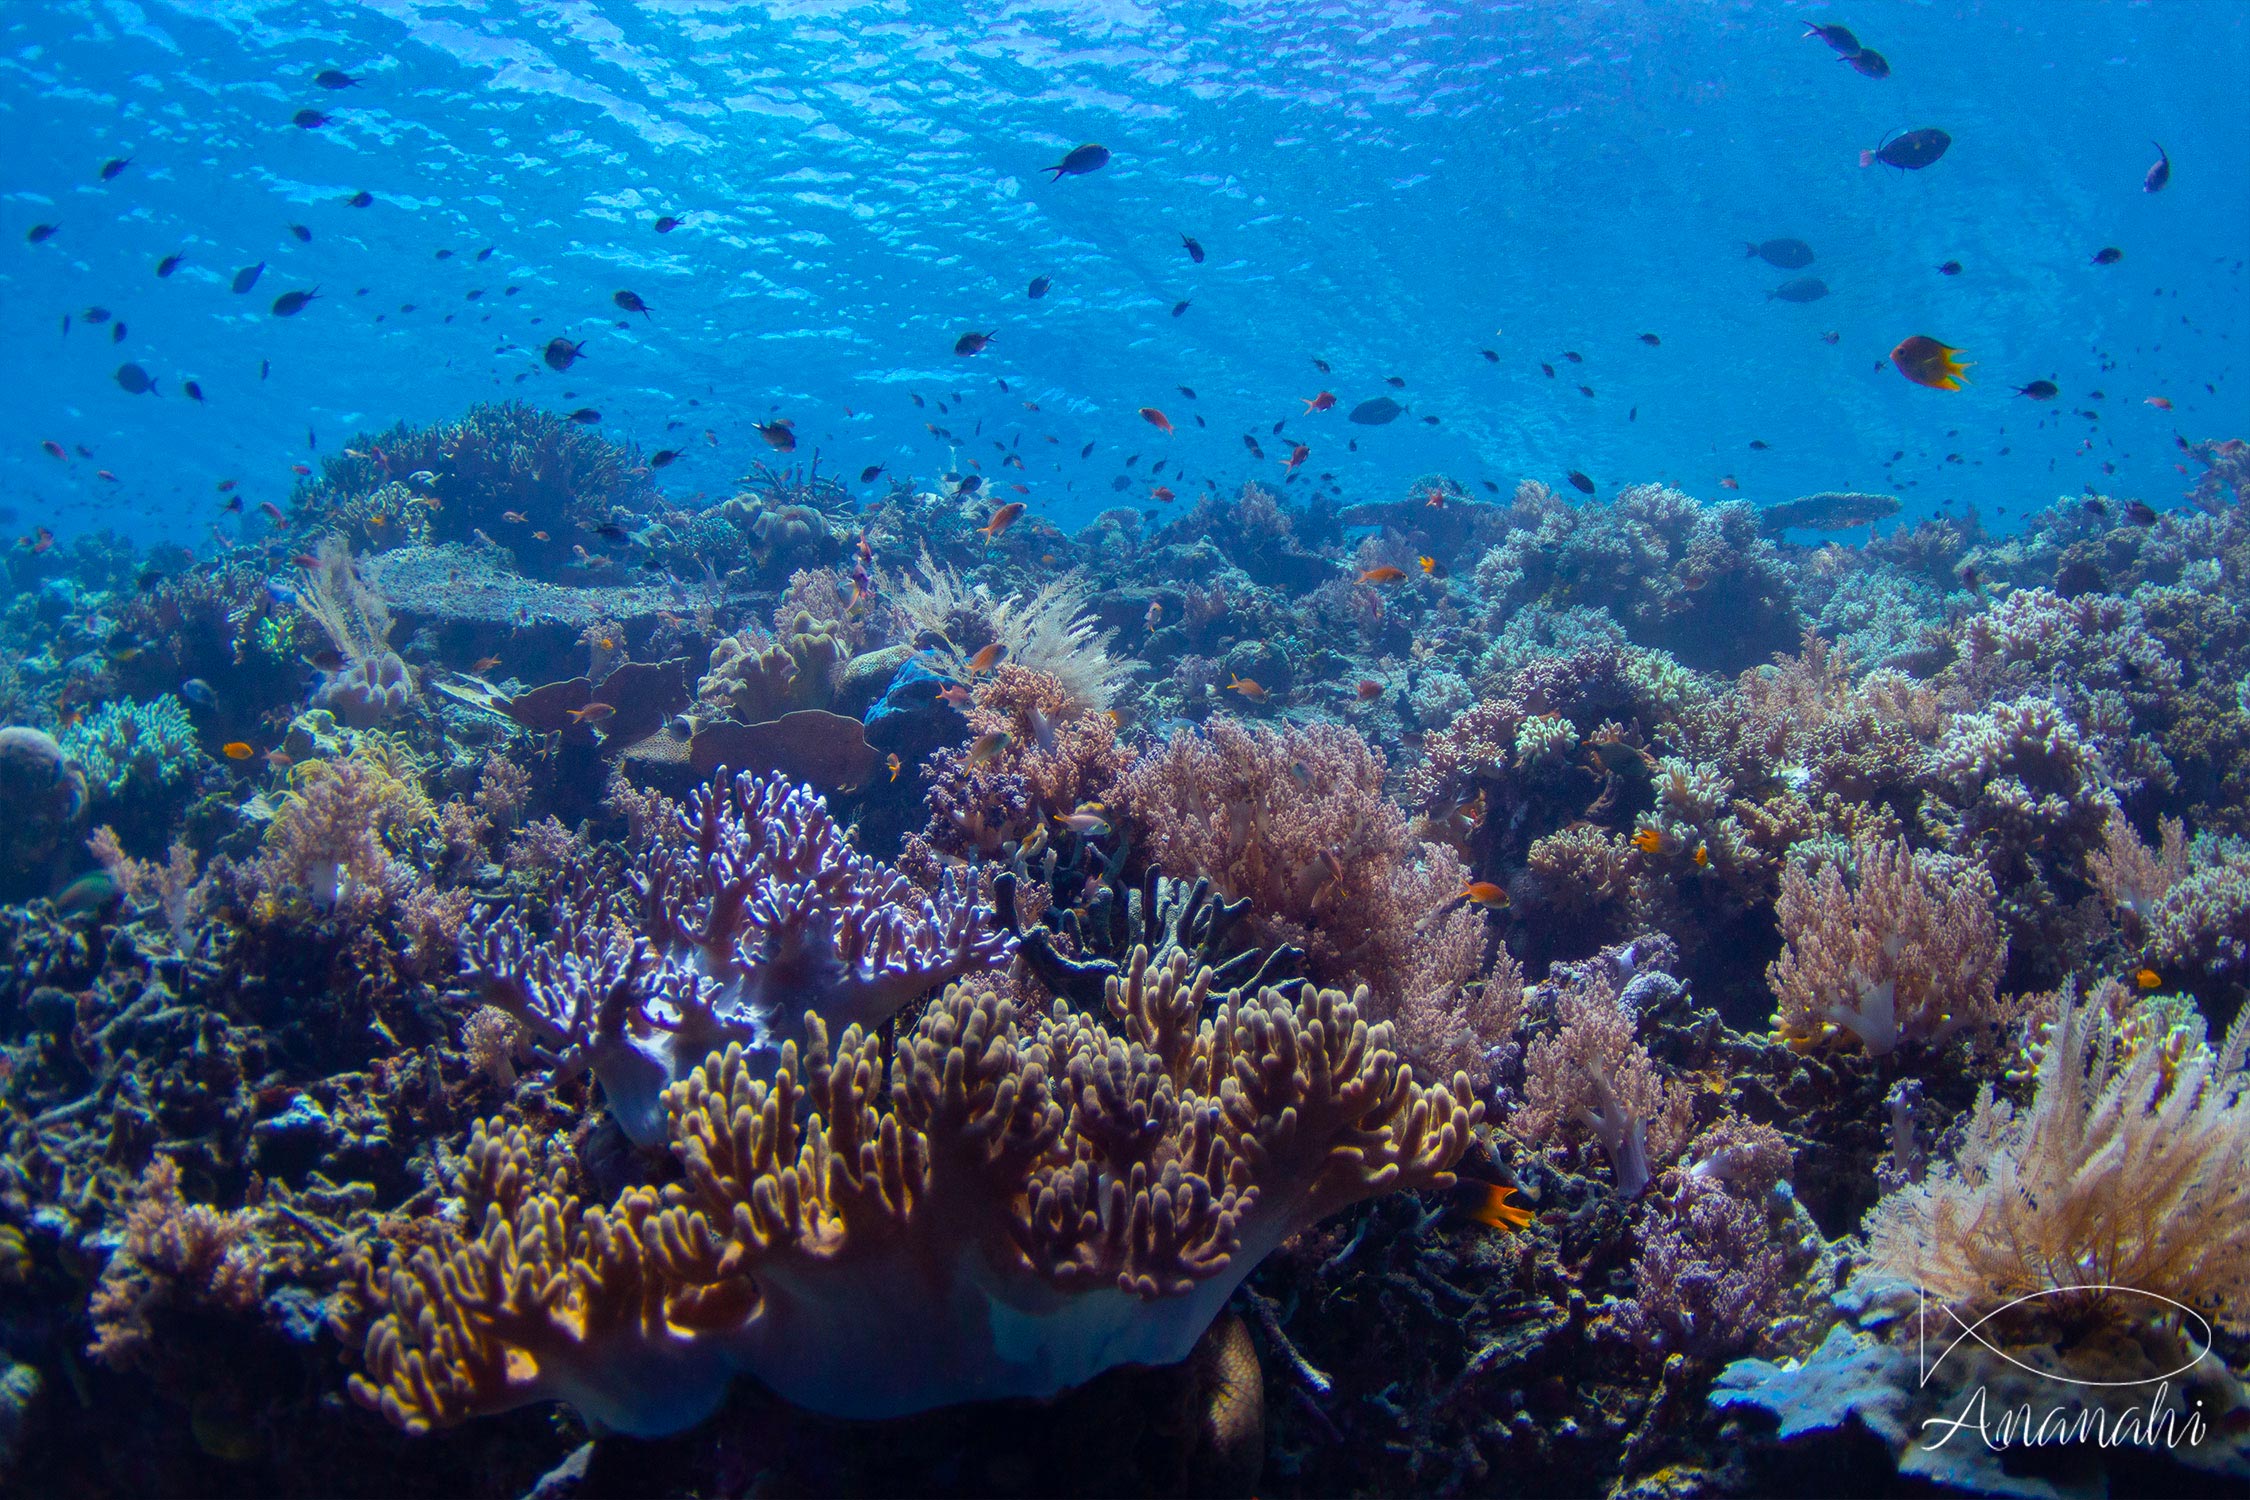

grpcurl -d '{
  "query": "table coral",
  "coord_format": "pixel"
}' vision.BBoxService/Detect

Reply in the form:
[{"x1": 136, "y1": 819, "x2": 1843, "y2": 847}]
[{"x1": 344, "y1": 948, "x2": 1481, "y2": 1436}]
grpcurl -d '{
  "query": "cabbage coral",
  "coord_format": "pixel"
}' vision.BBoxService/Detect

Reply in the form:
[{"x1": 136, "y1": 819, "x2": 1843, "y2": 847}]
[{"x1": 345, "y1": 948, "x2": 1480, "y2": 1435}]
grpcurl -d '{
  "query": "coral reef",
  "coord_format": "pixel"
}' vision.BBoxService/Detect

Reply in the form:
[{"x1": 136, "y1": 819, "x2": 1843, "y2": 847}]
[{"x1": 9, "y1": 389, "x2": 2250, "y2": 1497}]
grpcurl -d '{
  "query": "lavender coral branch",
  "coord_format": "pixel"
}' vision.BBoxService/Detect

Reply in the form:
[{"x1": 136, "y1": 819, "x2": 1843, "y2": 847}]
[{"x1": 461, "y1": 769, "x2": 1011, "y2": 1145}]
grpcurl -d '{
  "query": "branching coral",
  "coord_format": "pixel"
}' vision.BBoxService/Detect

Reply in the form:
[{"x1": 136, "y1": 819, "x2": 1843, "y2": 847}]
[
  {"x1": 1509, "y1": 977, "x2": 1693, "y2": 1197},
  {"x1": 1768, "y1": 837, "x2": 2008, "y2": 1055},
  {"x1": 1604, "y1": 1174, "x2": 1790, "y2": 1362},
  {"x1": 88, "y1": 1157, "x2": 264, "y2": 1368},
  {"x1": 1117, "y1": 717, "x2": 1514, "y2": 1081},
  {"x1": 1864, "y1": 991, "x2": 2250, "y2": 1335},
  {"x1": 58, "y1": 694, "x2": 202, "y2": 801},
  {"x1": 462, "y1": 769, "x2": 1010, "y2": 1146},
  {"x1": 246, "y1": 746, "x2": 433, "y2": 914},
  {"x1": 2092, "y1": 811, "x2": 2250, "y2": 978},
  {"x1": 346, "y1": 949, "x2": 1480, "y2": 1435},
  {"x1": 914, "y1": 665, "x2": 1133, "y2": 863},
  {"x1": 1469, "y1": 482, "x2": 1799, "y2": 672}
]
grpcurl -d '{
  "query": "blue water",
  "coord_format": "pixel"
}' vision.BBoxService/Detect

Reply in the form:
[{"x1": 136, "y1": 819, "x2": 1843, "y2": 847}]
[{"x1": 4, "y1": 1, "x2": 2245, "y2": 548}]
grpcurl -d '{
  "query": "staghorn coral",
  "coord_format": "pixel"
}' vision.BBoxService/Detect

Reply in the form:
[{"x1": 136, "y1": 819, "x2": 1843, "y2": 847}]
[
  {"x1": 345, "y1": 948, "x2": 1480, "y2": 1435},
  {"x1": 461, "y1": 769, "x2": 1009, "y2": 1146},
  {"x1": 1864, "y1": 990, "x2": 2250, "y2": 1337},
  {"x1": 1768, "y1": 837, "x2": 2008, "y2": 1055}
]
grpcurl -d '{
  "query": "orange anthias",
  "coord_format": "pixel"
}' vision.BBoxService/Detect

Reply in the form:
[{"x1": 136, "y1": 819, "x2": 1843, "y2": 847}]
[
  {"x1": 979, "y1": 501, "x2": 1025, "y2": 538},
  {"x1": 1460, "y1": 880, "x2": 1509, "y2": 909},
  {"x1": 1139, "y1": 407, "x2": 1173, "y2": 434},
  {"x1": 1890, "y1": 335, "x2": 1972, "y2": 391},
  {"x1": 1282, "y1": 444, "x2": 1309, "y2": 472},
  {"x1": 1226, "y1": 675, "x2": 1268, "y2": 702},
  {"x1": 1302, "y1": 391, "x2": 1336, "y2": 412},
  {"x1": 1358, "y1": 565, "x2": 1406, "y2": 584},
  {"x1": 1461, "y1": 1182, "x2": 1534, "y2": 1232}
]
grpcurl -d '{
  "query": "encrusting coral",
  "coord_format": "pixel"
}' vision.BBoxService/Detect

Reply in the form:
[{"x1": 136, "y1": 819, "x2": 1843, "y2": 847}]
[
  {"x1": 462, "y1": 768, "x2": 1011, "y2": 1145},
  {"x1": 343, "y1": 947, "x2": 1481, "y2": 1435}
]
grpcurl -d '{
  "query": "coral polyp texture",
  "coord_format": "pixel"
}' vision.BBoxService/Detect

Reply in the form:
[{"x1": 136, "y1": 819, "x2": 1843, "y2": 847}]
[
  {"x1": 345, "y1": 949, "x2": 1479, "y2": 1434},
  {"x1": 464, "y1": 768, "x2": 1010, "y2": 1145}
]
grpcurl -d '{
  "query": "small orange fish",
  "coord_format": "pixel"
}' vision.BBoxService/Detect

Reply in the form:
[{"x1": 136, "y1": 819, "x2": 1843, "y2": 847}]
[
  {"x1": 20, "y1": 527, "x2": 54, "y2": 554},
  {"x1": 938, "y1": 684, "x2": 972, "y2": 707},
  {"x1": 96, "y1": 469, "x2": 118, "y2": 482},
  {"x1": 532, "y1": 530, "x2": 550, "y2": 541},
  {"x1": 568, "y1": 702, "x2": 616, "y2": 723},
  {"x1": 1417, "y1": 556, "x2": 1440, "y2": 575},
  {"x1": 1281, "y1": 443, "x2": 1309, "y2": 472},
  {"x1": 1226, "y1": 675, "x2": 1268, "y2": 702},
  {"x1": 1460, "y1": 880, "x2": 1509, "y2": 909},
  {"x1": 1150, "y1": 485, "x2": 1175, "y2": 502},
  {"x1": 966, "y1": 642, "x2": 1006, "y2": 674},
  {"x1": 471, "y1": 656, "x2": 503, "y2": 674},
  {"x1": 1355, "y1": 679, "x2": 1383, "y2": 700},
  {"x1": 258, "y1": 501, "x2": 286, "y2": 522},
  {"x1": 221, "y1": 741, "x2": 255, "y2": 761},
  {"x1": 502, "y1": 510, "x2": 528, "y2": 523},
  {"x1": 1718, "y1": 476, "x2": 1739, "y2": 490},
  {"x1": 886, "y1": 752, "x2": 902, "y2": 782},
  {"x1": 1302, "y1": 391, "x2": 1336, "y2": 412},
  {"x1": 2145, "y1": 396, "x2": 2173, "y2": 410},
  {"x1": 1631, "y1": 827, "x2": 1664, "y2": 854},
  {"x1": 979, "y1": 501, "x2": 1025, "y2": 538},
  {"x1": 1693, "y1": 842, "x2": 1710, "y2": 868},
  {"x1": 965, "y1": 730, "x2": 1011, "y2": 766},
  {"x1": 1890, "y1": 335, "x2": 1972, "y2": 391},
  {"x1": 1139, "y1": 406, "x2": 1173, "y2": 435},
  {"x1": 291, "y1": 463, "x2": 312, "y2": 476},
  {"x1": 1358, "y1": 565, "x2": 1406, "y2": 584},
  {"x1": 2135, "y1": 967, "x2": 2162, "y2": 990},
  {"x1": 1146, "y1": 601, "x2": 1164, "y2": 628},
  {"x1": 597, "y1": 637, "x2": 616, "y2": 651},
  {"x1": 1459, "y1": 1181, "x2": 1534, "y2": 1232}
]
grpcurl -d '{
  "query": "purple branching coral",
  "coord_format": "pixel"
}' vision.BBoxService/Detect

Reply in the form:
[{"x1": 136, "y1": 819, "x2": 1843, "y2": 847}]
[{"x1": 462, "y1": 769, "x2": 1012, "y2": 1145}]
